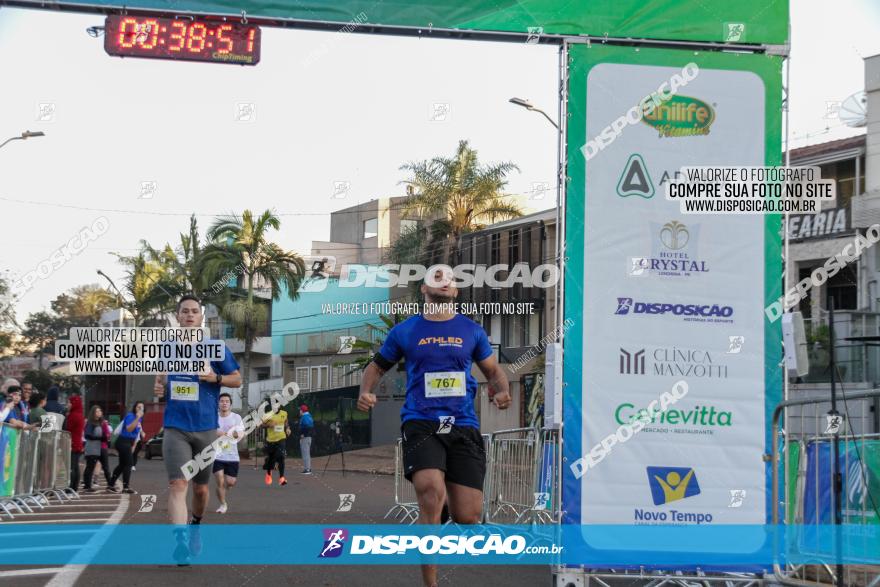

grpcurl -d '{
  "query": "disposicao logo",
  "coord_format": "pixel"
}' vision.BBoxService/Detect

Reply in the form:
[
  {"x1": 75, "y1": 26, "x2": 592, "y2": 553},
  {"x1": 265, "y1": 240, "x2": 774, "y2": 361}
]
[
  {"x1": 646, "y1": 466, "x2": 701, "y2": 505},
  {"x1": 641, "y1": 95, "x2": 714, "y2": 138},
  {"x1": 319, "y1": 528, "x2": 348, "y2": 558},
  {"x1": 614, "y1": 299, "x2": 733, "y2": 319}
]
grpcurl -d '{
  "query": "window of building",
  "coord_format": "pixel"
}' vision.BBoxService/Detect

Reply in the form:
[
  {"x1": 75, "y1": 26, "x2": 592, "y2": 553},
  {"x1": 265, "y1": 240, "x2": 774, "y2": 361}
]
[
  {"x1": 364, "y1": 217, "x2": 378, "y2": 239},
  {"x1": 333, "y1": 364, "x2": 363, "y2": 388},
  {"x1": 490, "y1": 233, "x2": 501, "y2": 266},
  {"x1": 828, "y1": 264, "x2": 857, "y2": 311},
  {"x1": 508, "y1": 229, "x2": 520, "y2": 264},
  {"x1": 309, "y1": 366, "x2": 329, "y2": 391},
  {"x1": 818, "y1": 157, "x2": 865, "y2": 210},
  {"x1": 400, "y1": 219, "x2": 418, "y2": 234},
  {"x1": 296, "y1": 367, "x2": 310, "y2": 391},
  {"x1": 503, "y1": 314, "x2": 525, "y2": 348}
]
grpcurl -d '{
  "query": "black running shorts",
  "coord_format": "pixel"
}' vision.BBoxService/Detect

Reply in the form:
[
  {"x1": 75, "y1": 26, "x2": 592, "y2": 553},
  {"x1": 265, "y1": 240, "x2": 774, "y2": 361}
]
[{"x1": 401, "y1": 419, "x2": 486, "y2": 491}]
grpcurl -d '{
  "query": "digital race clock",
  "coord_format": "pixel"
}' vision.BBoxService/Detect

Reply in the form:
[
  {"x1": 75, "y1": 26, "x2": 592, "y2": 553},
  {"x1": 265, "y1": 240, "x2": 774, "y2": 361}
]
[{"x1": 104, "y1": 15, "x2": 261, "y2": 65}]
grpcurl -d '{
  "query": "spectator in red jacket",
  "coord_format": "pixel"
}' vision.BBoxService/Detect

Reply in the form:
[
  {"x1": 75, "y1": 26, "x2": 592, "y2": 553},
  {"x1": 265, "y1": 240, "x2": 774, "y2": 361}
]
[{"x1": 66, "y1": 393, "x2": 85, "y2": 492}]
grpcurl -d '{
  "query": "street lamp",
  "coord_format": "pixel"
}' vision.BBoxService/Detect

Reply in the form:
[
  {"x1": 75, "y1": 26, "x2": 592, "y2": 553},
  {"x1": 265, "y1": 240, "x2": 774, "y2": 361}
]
[
  {"x1": 97, "y1": 269, "x2": 127, "y2": 323},
  {"x1": 508, "y1": 98, "x2": 559, "y2": 129},
  {"x1": 0, "y1": 131, "x2": 45, "y2": 150}
]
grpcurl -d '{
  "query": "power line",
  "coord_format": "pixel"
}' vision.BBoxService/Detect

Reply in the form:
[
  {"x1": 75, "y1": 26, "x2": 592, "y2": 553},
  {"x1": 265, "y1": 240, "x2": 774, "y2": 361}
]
[{"x1": 0, "y1": 191, "x2": 534, "y2": 218}]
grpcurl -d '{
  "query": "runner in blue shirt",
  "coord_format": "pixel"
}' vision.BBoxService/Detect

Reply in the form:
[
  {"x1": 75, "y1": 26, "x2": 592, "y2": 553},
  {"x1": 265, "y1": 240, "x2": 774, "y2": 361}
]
[
  {"x1": 154, "y1": 295, "x2": 242, "y2": 526},
  {"x1": 357, "y1": 266, "x2": 510, "y2": 587}
]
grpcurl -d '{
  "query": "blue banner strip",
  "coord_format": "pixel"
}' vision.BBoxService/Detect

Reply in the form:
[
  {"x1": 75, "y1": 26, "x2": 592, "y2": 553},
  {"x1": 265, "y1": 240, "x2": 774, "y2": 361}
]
[{"x1": 0, "y1": 524, "x2": 876, "y2": 565}]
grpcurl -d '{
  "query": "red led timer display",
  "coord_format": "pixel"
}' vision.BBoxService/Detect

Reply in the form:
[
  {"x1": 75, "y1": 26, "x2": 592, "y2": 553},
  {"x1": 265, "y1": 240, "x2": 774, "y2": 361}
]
[{"x1": 104, "y1": 16, "x2": 261, "y2": 65}]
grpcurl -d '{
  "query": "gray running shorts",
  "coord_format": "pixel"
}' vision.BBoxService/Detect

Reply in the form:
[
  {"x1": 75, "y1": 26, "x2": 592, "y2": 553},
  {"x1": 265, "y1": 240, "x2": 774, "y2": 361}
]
[{"x1": 163, "y1": 427, "x2": 216, "y2": 485}]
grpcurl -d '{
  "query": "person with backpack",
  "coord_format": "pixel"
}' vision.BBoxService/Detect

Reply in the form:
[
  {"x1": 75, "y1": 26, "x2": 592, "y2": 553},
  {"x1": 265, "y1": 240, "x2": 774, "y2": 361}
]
[{"x1": 81, "y1": 405, "x2": 113, "y2": 492}]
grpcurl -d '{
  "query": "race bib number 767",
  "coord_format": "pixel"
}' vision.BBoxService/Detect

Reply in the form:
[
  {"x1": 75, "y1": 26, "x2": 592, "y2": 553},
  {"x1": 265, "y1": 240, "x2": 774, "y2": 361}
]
[{"x1": 424, "y1": 371, "x2": 466, "y2": 398}]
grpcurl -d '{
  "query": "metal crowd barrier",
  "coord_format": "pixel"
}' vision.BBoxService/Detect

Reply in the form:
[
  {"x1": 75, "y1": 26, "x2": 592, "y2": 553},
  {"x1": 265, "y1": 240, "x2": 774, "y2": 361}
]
[
  {"x1": 385, "y1": 426, "x2": 561, "y2": 526},
  {"x1": 0, "y1": 429, "x2": 79, "y2": 520},
  {"x1": 485, "y1": 427, "x2": 559, "y2": 524},
  {"x1": 384, "y1": 438, "x2": 420, "y2": 524},
  {"x1": 772, "y1": 388, "x2": 880, "y2": 587}
]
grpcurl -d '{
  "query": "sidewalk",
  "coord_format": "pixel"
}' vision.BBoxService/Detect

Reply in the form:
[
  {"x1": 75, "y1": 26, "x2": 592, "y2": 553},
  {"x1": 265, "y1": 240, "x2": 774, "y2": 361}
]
[{"x1": 317, "y1": 443, "x2": 396, "y2": 475}]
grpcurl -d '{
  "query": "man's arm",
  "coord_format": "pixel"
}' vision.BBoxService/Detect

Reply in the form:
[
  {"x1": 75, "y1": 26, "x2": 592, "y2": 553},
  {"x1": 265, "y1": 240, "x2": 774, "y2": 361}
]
[
  {"x1": 3, "y1": 417, "x2": 35, "y2": 431},
  {"x1": 356, "y1": 362, "x2": 386, "y2": 412},
  {"x1": 476, "y1": 355, "x2": 511, "y2": 409},
  {"x1": 198, "y1": 368, "x2": 242, "y2": 388}
]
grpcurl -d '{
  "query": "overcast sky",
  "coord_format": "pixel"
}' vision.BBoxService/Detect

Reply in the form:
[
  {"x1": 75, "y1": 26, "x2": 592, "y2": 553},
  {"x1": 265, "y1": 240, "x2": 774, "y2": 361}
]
[{"x1": 1, "y1": 1, "x2": 879, "y2": 321}]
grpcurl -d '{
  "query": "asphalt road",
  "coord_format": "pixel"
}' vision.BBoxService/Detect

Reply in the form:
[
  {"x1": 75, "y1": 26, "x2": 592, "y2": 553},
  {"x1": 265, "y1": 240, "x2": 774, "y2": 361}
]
[{"x1": 0, "y1": 454, "x2": 552, "y2": 587}]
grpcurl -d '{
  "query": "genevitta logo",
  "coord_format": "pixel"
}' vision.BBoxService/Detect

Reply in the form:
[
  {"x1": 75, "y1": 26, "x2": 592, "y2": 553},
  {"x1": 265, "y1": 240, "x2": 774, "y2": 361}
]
[
  {"x1": 319, "y1": 529, "x2": 348, "y2": 558},
  {"x1": 613, "y1": 298, "x2": 734, "y2": 324}
]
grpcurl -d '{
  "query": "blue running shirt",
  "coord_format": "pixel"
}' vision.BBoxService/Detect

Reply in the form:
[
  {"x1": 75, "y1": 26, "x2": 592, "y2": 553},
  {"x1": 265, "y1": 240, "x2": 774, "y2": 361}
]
[
  {"x1": 378, "y1": 314, "x2": 493, "y2": 429},
  {"x1": 163, "y1": 346, "x2": 240, "y2": 432}
]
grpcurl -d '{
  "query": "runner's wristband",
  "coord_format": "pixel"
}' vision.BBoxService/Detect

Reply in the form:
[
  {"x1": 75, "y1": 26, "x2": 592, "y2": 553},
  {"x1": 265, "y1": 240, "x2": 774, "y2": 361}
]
[{"x1": 372, "y1": 352, "x2": 395, "y2": 371}]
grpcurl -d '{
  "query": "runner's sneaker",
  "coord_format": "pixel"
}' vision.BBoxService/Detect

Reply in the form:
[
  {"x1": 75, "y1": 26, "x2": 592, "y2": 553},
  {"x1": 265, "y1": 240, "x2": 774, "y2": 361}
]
[
  {"x1": 106, "y1": 486, "x2": 121, "y2": 493},
  {"x1": 264, "y1": 472, "x2": 272, "y2": 485},
  {"x1": 122, "y1": 488, "x2": 136, "y2": 494},
  {"x1": 216, "y1": 502, "x2": 228, "y2": 514},
  {"x1": 301, "y1": 469, "x2": 312, "y2": 475},
  {"x1": 280, "y1": 476, "x2": 288, "y2": 486},
  {"x1": 131, "y1": 466, "x2": 136, "y2": 472}
]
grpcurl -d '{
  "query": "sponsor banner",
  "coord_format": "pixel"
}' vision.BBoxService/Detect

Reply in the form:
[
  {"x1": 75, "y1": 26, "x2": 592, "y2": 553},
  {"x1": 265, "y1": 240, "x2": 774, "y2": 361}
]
[
  {"x1": 561, "y1": 43, "x2": 783, "y2": 549},
  {"x1": 0, "y1": 524, "x2": 875, "y2": 565},
  {"x1": 0, "y1": 427, "x2": 19, "y2": 498}
]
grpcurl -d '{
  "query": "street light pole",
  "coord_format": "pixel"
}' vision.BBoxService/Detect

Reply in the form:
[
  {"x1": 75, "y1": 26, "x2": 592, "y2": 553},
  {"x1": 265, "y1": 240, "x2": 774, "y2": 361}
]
[
  {"x1": 97, "y1": 269, "x2": 139, "y2": 411},
  {"x1": 97, "y1": 270, "x2": 126, "y2": 322},
  {"x1": 508, "y1": 97, "x2": 559, "y2": 129},
  {"x1": 0, "y1": 131, "x2": 45, "y2": 150}
]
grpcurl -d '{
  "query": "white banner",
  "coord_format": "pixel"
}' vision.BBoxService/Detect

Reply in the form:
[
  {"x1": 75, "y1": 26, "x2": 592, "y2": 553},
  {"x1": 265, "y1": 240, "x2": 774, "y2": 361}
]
[{"x1": 580, "y1": 64, "x2": 767, "y2": 525}]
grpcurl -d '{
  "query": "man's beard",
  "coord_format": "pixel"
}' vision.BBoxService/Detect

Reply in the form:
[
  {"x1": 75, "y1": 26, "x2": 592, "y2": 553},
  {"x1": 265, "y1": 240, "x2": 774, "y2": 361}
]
[{"x1": 425, "y1": 292, "x2": 454, "y2": 304}]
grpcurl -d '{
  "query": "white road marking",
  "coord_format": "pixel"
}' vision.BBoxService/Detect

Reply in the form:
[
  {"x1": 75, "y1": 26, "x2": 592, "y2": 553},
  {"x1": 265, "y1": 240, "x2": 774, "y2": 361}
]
[
  {"x1": 2, "y1": 511, "x2": 118, "y2": 516},
  {"x1": 1, "y1": 518, "x2": 114, "y2": 525},
  {"x1": 45, "y1": 494, "x2": 129, "y2": 587},
  {"x1": 0, "y1": 568, "x2": 68, "y2": 578}
]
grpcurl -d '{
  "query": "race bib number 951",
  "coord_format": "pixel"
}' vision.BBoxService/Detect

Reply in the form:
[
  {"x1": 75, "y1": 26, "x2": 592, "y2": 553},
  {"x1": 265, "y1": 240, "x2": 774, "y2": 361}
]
[
  {"x1": 170, "y1": 381, "x2": 199, "y2": 402},
  {"x1": 424, "y1": 371, "x2": 466, "y2": 398}
]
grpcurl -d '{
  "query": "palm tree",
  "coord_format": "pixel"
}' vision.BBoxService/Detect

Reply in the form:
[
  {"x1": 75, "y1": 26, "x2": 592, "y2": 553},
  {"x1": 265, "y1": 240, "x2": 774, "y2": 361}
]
[
  {"x1": 112, "y1": 251, "x2": 179, "y2": 325},
  {"x1": 202, "y1": 210, "x2": 306, "y2": 411},
  {"x1": 399, "y1": 140, "x2": 524, "y2": 265},
  {"x1": 140, "y1": 214, "x2": 227, "y2": 304}
]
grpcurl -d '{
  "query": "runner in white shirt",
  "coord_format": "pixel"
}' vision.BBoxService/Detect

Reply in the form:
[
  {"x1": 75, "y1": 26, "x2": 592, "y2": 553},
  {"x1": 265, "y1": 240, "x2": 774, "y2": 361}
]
[{"x1": 213, "y1": 392, "x2": 244, "y2": 514}]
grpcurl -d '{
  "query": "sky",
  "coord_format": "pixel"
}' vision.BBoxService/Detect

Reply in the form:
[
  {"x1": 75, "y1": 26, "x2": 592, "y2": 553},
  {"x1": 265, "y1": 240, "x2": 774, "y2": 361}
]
[{"x1": 1, "y1": 1, "x2": 879, "y2": 322}]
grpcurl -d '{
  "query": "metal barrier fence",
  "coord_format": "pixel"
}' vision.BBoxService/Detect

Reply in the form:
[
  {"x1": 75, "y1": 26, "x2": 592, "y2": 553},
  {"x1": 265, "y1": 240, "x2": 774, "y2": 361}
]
[
  {"x1": 0, "y1": 428, "x2": 79, "y2": 520},
  {"x1": 384, "y1": 426, "x2": 560, "y2": 526},
  {"x1": 772, "y1": 388, "x2": 880, "y2": 587},
  {"x1": 384, "y1": 438, "x2": 420, "y2": 524}
]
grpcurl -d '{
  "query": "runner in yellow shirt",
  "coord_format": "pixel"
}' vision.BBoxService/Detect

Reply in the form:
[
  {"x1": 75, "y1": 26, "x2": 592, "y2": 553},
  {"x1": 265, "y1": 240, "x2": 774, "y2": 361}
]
[{"x1": 260, "y1": 405, "x2": 290, "y2": 486}]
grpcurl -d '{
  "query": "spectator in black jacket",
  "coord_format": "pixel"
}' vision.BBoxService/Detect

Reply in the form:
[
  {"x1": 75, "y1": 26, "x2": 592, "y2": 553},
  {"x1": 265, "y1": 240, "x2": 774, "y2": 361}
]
[{"x1": 45, "y1": 386, "x2": 64, "y2": 415}]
